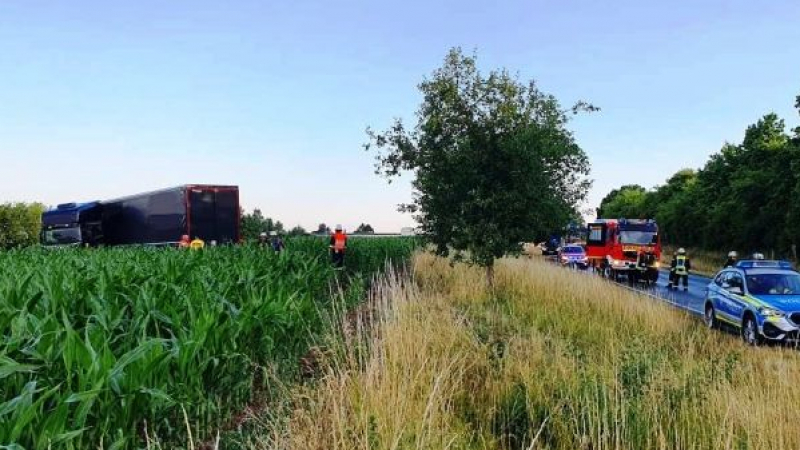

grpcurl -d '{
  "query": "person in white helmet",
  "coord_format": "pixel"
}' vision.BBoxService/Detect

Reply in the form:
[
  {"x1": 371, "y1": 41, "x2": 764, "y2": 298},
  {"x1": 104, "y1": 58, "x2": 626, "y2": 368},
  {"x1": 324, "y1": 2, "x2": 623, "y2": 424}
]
[
  {"x1": 329, "y1": 224, "x2": 347, "y2": 267},
  {"x1": 752, "y1": 252, "x2": 765, "y2": 260},
  {"x1": 258, "y1": 232, "x2": 269, "y2": 248},
  {"x1": 668, "y1": 248, "x2": 691, "y2": 291},
  {"x1": 270, "y1": 230, "x2": 285, "y2": 253},
  {"x1": 724, "y1": 251, "x2": 738, "y2": 268}
]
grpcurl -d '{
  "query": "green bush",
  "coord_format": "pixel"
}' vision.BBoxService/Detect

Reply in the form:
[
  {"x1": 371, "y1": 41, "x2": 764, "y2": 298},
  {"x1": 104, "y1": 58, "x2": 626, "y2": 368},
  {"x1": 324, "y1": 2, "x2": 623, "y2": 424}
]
[{"x1": 0, "y1": 202, "x2": 45, "y2": 249}]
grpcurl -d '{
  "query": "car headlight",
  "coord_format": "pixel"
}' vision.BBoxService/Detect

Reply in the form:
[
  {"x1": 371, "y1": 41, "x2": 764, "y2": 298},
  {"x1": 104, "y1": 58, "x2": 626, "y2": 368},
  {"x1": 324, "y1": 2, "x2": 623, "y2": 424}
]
[{"x1": 759, "y1": 307, "x2": 785, "y2": 318}]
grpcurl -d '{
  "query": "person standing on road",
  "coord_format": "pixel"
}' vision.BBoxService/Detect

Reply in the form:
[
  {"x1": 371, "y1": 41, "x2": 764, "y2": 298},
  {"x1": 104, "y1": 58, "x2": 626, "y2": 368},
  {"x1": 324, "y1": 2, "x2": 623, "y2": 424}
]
[
  {"x1": 330, "y1": 224, "x2": 347, "y2": 268},
  {"x1": 668, "y1": 248, "x2": 691, "y2": 291},
  {"x1": 724, "y1": 251, "x2": 738, "y2": 268},
  {"x1": 270, "y1": 231, "x2": 285, "y2": 253}
]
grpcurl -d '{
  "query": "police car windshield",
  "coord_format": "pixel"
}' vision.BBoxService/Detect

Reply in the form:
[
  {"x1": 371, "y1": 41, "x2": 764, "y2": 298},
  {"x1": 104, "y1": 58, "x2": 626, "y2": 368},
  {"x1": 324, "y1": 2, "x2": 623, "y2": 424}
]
[
  {"x1": 746, "y1": 273, "x2": 800, "y2": 296},
  {"x1": 619, "y1": 231, "x2": 657, "y2": 245},
  {"x1": 562, "y1": 246, "x2": 584, "y2": 254}
]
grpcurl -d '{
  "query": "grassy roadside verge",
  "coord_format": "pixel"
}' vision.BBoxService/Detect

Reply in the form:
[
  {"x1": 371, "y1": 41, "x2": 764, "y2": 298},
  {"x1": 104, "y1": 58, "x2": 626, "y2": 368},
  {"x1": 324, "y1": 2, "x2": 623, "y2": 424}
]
[{"x1": 250, "y1": 252, "x2": 800, "y2": 450}]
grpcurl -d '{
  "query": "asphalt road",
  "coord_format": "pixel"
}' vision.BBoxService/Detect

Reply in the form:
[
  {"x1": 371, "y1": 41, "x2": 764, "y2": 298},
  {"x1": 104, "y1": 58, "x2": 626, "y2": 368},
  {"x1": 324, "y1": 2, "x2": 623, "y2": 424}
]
[
  {"x1": 639, "y1": 269, "x2": 711, "y2": 315},
  {"x1": 549, "y1": 257, "x2": 712, "y2": 316}
]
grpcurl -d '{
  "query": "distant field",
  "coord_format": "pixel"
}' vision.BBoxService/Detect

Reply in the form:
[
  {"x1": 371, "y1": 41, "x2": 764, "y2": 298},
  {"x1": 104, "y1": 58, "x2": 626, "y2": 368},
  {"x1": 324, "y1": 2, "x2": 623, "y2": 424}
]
[
  {"x1": 252, "y1": 253, "x2": 800, "y2": 450},
  {"x1": 0, "y1": 237, "x2": 417, "y2": 449}
]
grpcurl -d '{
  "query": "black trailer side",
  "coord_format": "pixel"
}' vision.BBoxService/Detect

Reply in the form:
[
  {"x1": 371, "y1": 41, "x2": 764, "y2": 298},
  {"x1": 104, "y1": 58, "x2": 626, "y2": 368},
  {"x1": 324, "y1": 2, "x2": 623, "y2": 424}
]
[
  {"x1": 102, "y1": 186, "x2": 188, "y2": 246},
  {"x1": 42, "y1": 185, "x2": 241, "y2": 247}
]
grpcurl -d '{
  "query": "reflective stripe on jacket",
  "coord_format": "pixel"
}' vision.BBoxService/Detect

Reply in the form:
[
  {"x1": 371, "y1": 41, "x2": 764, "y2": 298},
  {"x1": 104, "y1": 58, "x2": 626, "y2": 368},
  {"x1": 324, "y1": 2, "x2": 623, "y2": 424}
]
[{"x1": 675, "y1": 255, "x2": 688, "y2": 275}]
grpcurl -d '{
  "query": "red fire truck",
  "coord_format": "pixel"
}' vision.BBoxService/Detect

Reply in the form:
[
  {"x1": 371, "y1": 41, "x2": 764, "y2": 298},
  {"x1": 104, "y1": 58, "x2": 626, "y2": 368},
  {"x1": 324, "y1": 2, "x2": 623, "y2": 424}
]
[{"x1": 585, "y1": 219, "x2": 662, "y2": 285}]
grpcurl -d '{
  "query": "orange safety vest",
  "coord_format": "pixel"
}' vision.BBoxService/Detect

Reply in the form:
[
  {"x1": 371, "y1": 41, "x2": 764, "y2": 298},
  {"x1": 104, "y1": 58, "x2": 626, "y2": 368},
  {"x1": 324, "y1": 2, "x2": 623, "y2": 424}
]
[{"x1": 333, "y1": 232, "x2": 347, "y2": 251}]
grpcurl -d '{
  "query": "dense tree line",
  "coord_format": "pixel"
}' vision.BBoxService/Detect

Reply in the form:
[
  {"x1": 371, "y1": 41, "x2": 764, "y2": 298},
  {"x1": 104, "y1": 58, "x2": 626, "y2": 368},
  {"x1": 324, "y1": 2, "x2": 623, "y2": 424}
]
[
  {"x1": 599, "y1": 96, "x2": 800, "y2": 256},
  {"x1": 241, "y1": 208, "x2": 307, "y2": 240}
]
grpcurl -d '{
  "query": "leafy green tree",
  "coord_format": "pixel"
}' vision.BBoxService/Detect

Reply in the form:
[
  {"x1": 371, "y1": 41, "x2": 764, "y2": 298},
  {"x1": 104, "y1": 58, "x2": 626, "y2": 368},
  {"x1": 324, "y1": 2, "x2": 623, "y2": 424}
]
[
  {"x1": 315, "y1": 223, "x2": 331, "y2": 235},
  {"x1": 241, "y1": 209, "x2": 284, "y2": 241},
  {"x1": 598, "y1": 185, "x2": 647, "y2": 219},
  {"x1": 354, "y1": 223, "x2": 375, "y2": 234},
  {"x1": 599, "y1": 100, "x2": 800, "y2": 256},
  {"x1": 366, "y1": 48, "x2": 594, "y2": 283},
  {"x1": 793, "y1": 94, "x2": 800, "y2": 139},
  {"x1": 288, "y1": 225, "x2": 307, "y2": 236},
  {"x1": 0, "y1": 202, "x2": 45, "y2": 248}
]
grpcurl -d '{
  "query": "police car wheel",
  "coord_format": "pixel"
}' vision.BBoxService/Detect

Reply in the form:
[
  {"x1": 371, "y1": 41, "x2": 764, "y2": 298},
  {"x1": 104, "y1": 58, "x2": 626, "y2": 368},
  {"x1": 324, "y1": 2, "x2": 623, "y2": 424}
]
[
  {"x1": 742, "y1": 316, "x2": 763, "y2": 346},
  {"x1": 704, "y1": 303, "x2": 717, "y2": 329}
]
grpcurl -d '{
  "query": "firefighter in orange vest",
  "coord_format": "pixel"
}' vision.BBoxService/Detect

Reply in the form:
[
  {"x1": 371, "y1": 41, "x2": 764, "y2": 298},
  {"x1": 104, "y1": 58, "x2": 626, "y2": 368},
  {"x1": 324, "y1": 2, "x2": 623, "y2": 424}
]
[{"x1": 330, "y1": 224, "x2": 348, "y2": 268}]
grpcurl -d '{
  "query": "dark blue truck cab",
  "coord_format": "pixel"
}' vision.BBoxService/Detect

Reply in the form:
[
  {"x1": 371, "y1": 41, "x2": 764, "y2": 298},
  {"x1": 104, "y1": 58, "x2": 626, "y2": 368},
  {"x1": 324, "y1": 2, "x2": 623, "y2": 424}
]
[{"x1": 41, "y1": 185, "x2": 240, "y2": 247}]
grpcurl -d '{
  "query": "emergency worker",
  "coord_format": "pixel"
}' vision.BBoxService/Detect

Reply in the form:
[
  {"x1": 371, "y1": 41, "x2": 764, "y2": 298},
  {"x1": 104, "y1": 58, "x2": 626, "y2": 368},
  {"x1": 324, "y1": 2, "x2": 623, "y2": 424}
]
[
  {"x1": 752, "y1": 252, "x2": 765, "y2": 260},
  {"x1": 668, "y1": 250, "x2": 677, "y2": 286},
  {"x1": 270, "y1": 231, "x2": 285, "y2": 253},
  {"x1": 668, "y1": 248, "x2": 691, "y2": 291},
  {"x1": 724, "y1": 251, "x2": 738, "y2": 268},
  {"x1": 330, "y1": 224, "x2": 347, "y2": 268},
  {"x1": 258, "y1": 232, "x2": 269, "y2": 248},
  {"x1": 190, "y1": 236, "x2": 205, "y2": 250},
  {"x1": 630, "y1": 249, "x2": 646, "y2": 286},
  {"x1": 178, "y1": 234, "x2": 191, "y2": 249}
]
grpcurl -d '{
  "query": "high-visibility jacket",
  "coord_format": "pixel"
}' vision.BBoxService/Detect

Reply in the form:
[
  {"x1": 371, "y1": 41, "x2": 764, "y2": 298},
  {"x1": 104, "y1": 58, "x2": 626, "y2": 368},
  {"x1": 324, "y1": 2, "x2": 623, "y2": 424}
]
[
  {"x1": 190, "y1": 238, "x2": 205, "y2": 250},
  {"x1": 675, "y1": 255, "x2": 688, "y2": 275},
  {"x1": 331, "y1": 232, "x2": 347, "y2": 251}
]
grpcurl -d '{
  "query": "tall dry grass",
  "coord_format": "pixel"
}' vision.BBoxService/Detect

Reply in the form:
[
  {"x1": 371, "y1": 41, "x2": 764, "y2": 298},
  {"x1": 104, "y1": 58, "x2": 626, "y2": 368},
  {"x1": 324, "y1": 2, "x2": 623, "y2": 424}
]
[{"x1": 250, "y1": 253, "x2": 800, "y2": 450}]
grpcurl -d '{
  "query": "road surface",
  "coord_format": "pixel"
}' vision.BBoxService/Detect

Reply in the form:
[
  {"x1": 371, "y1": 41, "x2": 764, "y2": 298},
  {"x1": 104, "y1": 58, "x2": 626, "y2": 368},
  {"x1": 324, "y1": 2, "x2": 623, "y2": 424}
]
[
  {"x1": 549, "y1": 257, "x2": 712, "y2": 316},
  {"x1": 634, "y1": 269, "x2": 711, "y2": 316}
]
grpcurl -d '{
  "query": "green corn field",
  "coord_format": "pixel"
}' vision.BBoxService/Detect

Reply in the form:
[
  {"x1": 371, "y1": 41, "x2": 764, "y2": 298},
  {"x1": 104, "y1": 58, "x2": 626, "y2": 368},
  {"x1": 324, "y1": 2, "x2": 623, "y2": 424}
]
[{"x1": 0, "y1": 237, "x2": 418, "y2": 449}]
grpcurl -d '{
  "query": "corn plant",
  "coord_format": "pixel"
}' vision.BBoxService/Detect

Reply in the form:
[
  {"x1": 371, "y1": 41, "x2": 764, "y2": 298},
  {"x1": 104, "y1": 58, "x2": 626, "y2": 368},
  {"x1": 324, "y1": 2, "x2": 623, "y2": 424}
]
[{"x1": 0, "y1": 238, "x2": 417, "y2": 449}]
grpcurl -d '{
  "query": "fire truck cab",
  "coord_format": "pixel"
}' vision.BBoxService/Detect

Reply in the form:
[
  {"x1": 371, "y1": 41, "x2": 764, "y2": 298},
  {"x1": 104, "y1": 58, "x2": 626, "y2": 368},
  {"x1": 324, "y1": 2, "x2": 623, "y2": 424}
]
[{"x1": 585, "y1": 219, "x2": 662, "y2": 285}]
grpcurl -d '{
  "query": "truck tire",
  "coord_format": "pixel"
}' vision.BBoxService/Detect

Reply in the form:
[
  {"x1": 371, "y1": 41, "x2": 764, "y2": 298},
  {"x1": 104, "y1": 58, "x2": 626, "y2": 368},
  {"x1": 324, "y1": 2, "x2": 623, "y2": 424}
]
[{"x1": 648, "y1": 268, "x2": 659, "y2": 285}]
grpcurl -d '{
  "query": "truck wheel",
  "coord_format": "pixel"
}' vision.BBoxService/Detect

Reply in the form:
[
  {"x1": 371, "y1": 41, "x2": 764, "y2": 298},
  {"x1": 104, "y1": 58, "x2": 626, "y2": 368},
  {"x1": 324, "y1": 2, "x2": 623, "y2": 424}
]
[{"x1": 742, "y1": 315, "x2": 763, "y2": 346}]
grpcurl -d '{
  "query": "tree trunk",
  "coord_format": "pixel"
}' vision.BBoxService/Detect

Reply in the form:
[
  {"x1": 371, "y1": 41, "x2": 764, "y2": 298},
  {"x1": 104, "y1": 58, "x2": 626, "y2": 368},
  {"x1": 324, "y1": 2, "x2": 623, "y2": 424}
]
[{"x1": 486, "y1": 263, "x2": 495, "y2": 291}]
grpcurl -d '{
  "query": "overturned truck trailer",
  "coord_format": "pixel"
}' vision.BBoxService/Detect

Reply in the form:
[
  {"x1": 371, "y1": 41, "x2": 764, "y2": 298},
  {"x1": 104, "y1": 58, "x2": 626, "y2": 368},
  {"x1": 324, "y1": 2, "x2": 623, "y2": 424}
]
[{"x1": 41, "y1": 185, "x2": 240, "y2": 247}]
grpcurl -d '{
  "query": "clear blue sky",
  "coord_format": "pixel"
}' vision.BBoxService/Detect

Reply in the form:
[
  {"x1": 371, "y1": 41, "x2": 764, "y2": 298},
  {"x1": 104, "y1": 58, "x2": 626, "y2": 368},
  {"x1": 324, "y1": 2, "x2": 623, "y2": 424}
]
[{"x1": 1, "y1": 1, "x2": 798, "y2": 231}]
